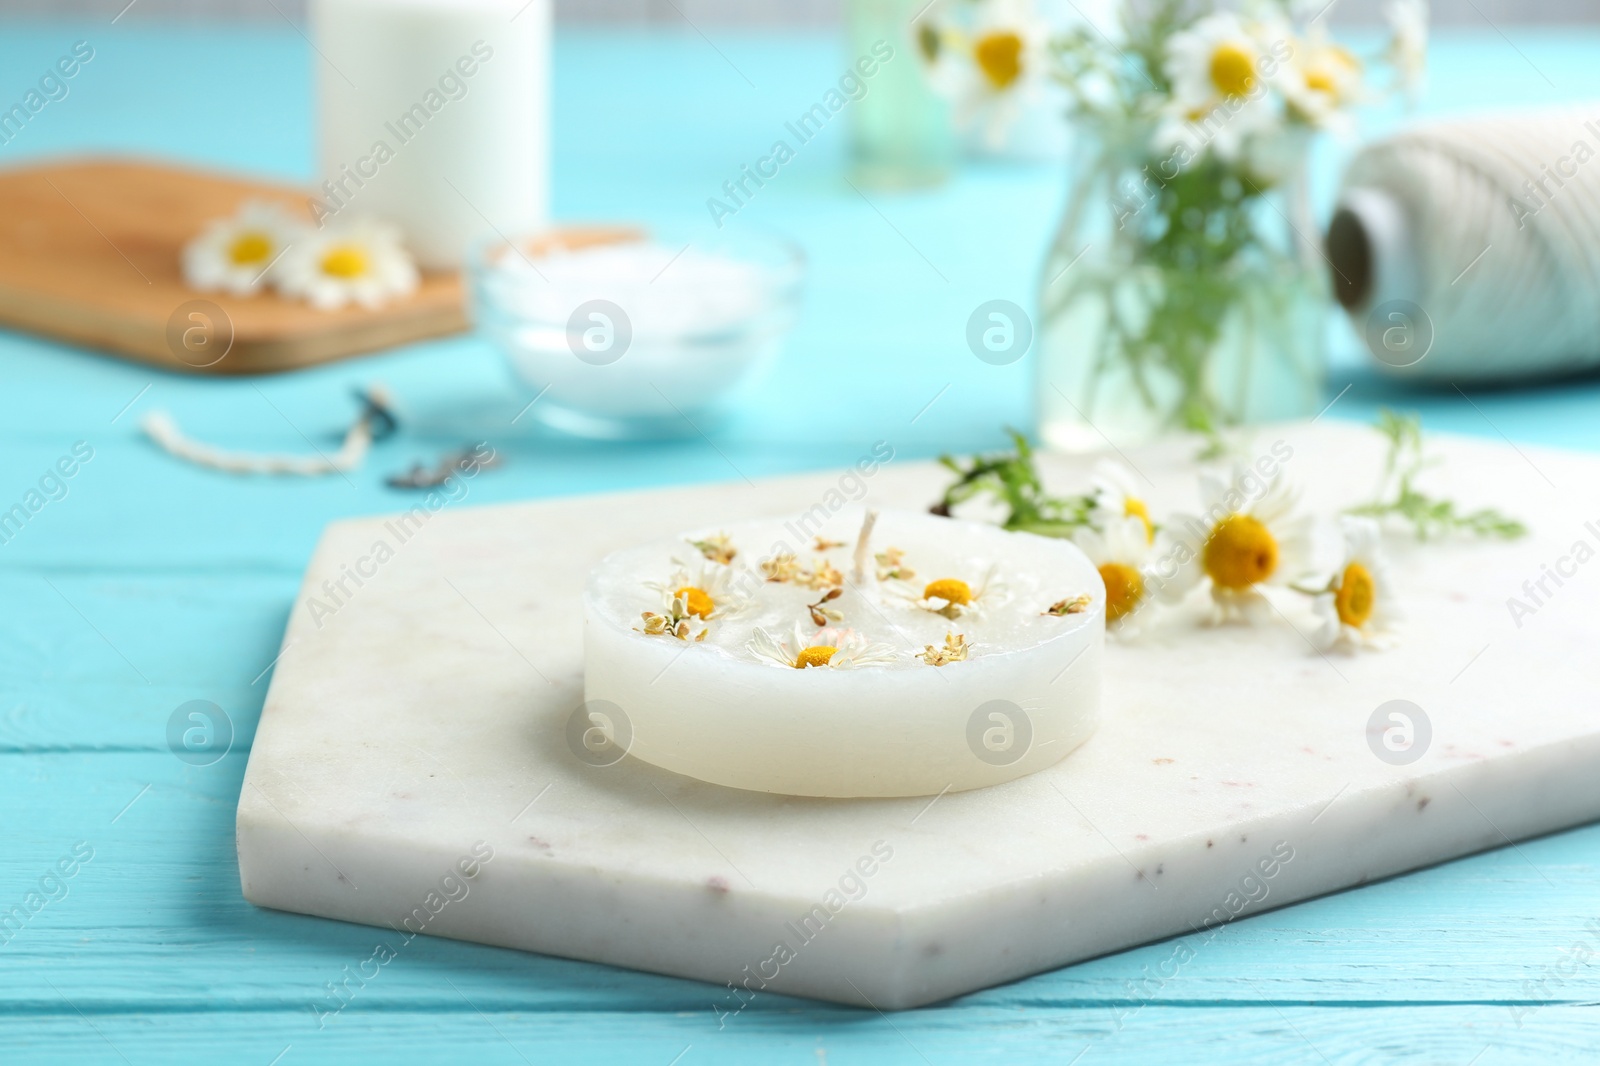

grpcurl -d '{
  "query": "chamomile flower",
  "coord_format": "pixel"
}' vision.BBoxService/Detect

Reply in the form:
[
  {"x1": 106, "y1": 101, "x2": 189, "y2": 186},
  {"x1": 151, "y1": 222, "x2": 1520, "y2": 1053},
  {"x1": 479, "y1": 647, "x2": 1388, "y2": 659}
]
[
  {"x1": 1282, "y1": 32, "x2": 1365, "y2": 131},
  {"x1": 1158, "y1": 12, "x2": 1281, "y2": 163},
  {"x1": 927, "y1": 0, "x2": 1054, "y2": 153},
  {"x1": 1311, "y1": 517, "x2": 1400, "y2": 652},
  {"x1": 644, "y1": 561, "x2": 753, "y2": 622},
  {"x1": 1088, "y1": 461, "x2": 1155, "y2": 543},
  {"x1": 181, "y1": 201, "x2": 303, "y2": 296},
  {"x1": 747, "y1": 624, "x2": 898, "y2": 670},
  {"x1": 1074, "y1": 515, "x2": 1191, "y2": 632},
  {"x1": 1171, "y1": 466, "x2": 1313, "y2": 622},
  {"x1": 895, "y1": 565, "x2": 1005, "y2": 620},
  {"x1": 275, "y1": 218, "x2": 418, "y2": 311}
]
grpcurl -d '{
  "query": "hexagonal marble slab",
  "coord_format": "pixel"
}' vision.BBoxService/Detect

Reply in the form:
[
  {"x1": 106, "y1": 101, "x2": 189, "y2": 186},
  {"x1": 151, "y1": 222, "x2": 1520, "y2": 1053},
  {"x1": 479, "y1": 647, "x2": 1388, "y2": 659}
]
[{"x1": 237, "y1": 422, "x2": 1600, "y2": 1008}]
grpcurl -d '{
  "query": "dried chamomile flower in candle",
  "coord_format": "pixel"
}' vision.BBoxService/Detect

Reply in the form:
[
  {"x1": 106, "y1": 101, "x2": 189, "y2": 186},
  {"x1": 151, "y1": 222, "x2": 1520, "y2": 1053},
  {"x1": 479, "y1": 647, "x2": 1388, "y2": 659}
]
[
  {"x1": 688, "y1": 532, "x2": 737, "y2": 565},
  {"x1": 747, "y1": 624, "x2": 898, "y2": 671},
  {"x1": 638, "y1": 595, "x2": 706, "y2": 641},
  {"x1": 1073, "y1": 516, "x2": 1193, "y2": 632},
  {"x1": 644, "y1": 561, "x2": 752, "y2": 622},
  {"x1": 1088, "y1": 461, "x2": 1155, "y2": 544},
  {"x1": 760, "y1": 552, "x2": 803, "y2": 583},
  {"x1": 918, "y1": 633, "x2": 970, "y2": 666},
  {"x1": 806, "y1": 588, "x2": 844, "y2": 627},
  {"x1": 276, "y1": 218, "x2": 419, "y2": 310},
  {"x1": 813, "y1": 536, "x2": 846, "y2": 551},
  {"x1": 895, "y1": 565, "x2": 1004, "y2": 620},
  {"x1": 759, "y1": 551, "x2": 842, "y2": 590},
  {"x1": 1043, "y1": 595, "x2": 1092, "y2": 617},
  {"x1": 182, "y1": 200, "x2": 303, "y2": 296},
  {"x1": 1169, "y1": 467, "x2": 1313, "y2": 623},
  {"x1": 875, "y1": 547, "x2": 915, "y2": 581},
  {"x1": 1311, "y1": 517, "x2": 1401, "y2": 652},
  {"x1": 801, "y1": 557, "x2": 844, "y2": 591}
]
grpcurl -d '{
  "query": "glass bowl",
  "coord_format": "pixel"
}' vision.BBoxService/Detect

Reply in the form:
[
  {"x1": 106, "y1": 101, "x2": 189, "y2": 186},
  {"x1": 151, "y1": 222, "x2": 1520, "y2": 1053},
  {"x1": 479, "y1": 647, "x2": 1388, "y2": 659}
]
[{"x1": 469, "y1": 227, "x2": 805, "y2": 439}]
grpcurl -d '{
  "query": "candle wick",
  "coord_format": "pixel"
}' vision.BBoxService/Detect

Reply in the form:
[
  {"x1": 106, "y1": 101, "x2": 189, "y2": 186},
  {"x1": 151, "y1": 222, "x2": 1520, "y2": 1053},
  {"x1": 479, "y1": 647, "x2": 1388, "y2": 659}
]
[{"x1": 852, "y1": 509, "x2": 879, "y2": 585}]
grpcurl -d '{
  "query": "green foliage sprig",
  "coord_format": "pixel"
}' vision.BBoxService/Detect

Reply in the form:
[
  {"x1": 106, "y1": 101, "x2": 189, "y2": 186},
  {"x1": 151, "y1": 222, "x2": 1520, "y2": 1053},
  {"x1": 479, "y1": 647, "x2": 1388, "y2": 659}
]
[
  {"x1": 932, "y1": 428, "x2": 1094, "y2": 538},
  {"x1": 1346, "y1": 409, "x2": 1526, "y2": 540}
]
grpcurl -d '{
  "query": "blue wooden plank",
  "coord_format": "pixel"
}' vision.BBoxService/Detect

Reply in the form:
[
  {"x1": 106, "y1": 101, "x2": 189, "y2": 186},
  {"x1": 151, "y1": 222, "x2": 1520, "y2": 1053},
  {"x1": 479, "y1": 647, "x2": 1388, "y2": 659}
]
[
  {"x1": 2, "y1": 1005, "x2": 1598, "y2": 1065},
  {"x1": 0, "y1": 572, "x2": 285, "y2": 750}
]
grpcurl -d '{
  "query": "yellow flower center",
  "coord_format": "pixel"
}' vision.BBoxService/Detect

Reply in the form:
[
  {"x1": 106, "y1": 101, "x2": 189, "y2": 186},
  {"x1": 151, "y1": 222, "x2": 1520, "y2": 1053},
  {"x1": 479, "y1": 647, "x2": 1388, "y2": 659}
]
[
  {"x1": 795, "y1": 646, "x2": 837, "y2": 669},
  {"x1": 923, "y1": 578, "x2": 973, "y2": 605},
  {"x1": 1124, "y1": 497, "x2": 1154, "y2": 543},
  {"x1": 228, "y1": 232, "x2": 273, "y2": 265},
  {"x1": 1203, "y1": 514, "x2": 1278, "y2": 590},
  {"x1": 1098, "y1": 562, "x2": 1144, "y2": 624},
  {"x1": 974, "y1": 31, "x2": 1025, "y2": 90},
  {"x1": 320, "y1": 245, "x2": 369, "y2": 279},
  {"x1": 1335, "y1": 561, "x2": 1376, "y2": 628},
  {"x1": 1209, "y1": 41, "x2": 1257, "y2": 99},
  {"x1": 675, "y1": 586, "x2": 714, "y2": 619},
  {"x1": 1306, "y1": 48, "x2": 1359, "y2": 96}
]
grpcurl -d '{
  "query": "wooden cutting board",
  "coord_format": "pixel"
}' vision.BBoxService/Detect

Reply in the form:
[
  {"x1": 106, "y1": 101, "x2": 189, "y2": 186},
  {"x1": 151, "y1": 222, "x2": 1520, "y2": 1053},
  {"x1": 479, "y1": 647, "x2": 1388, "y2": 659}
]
[
  {"x1": 0, "y1": 158, "x2": 464, "y2": 374},
  {"x1": 0, "y1": 158, "x2": 614, "y2": 376}
]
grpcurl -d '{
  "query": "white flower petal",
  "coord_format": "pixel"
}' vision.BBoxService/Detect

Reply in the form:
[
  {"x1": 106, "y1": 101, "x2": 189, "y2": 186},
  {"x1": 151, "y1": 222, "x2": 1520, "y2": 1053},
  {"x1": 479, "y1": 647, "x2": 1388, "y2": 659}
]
[
  {"x1": 275, "y1": 217, "x2": 419, "y2": 311},
  {"x1": 747, "y1": 627, "x2": 794, "y2": 668}
]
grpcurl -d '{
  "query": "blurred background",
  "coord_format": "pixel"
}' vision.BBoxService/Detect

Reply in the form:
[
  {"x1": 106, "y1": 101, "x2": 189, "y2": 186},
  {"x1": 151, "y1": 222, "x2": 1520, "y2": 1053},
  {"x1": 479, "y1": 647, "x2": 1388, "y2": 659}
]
[
  {"x1": 5, "y1": 0, "x2": 1598, "y2": 22},
  {"x1": 3, "y1": 0, "x2": 1596, "y2": 476},
  {"x1": 0, "y1": 0, "x2": 1594, "y2": 548}
]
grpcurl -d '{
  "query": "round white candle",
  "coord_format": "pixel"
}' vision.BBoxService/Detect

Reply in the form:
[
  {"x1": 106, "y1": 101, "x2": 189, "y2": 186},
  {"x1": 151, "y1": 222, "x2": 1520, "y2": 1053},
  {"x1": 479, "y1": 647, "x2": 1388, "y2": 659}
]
[
  {"x1": 311, "y1": 0, "x2": 549, "y2": 269},
  {"x1": 583, "y1": 508, "x2": 1104, "y2": 797}
]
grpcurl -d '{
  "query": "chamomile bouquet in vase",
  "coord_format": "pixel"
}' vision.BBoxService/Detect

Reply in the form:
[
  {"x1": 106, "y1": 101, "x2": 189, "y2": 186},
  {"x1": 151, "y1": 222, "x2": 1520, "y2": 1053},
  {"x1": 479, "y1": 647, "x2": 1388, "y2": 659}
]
[{"x1": 1028, "y1": 0, "x2": 1426, "y2": 451}]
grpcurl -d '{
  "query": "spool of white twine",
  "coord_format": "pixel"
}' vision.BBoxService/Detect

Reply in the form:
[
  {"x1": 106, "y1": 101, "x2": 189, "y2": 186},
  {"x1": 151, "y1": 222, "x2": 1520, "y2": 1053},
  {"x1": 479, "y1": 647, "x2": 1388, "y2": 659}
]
[{"x1": 1328, "y1": 105, "x2": 1600, "y2": 381}]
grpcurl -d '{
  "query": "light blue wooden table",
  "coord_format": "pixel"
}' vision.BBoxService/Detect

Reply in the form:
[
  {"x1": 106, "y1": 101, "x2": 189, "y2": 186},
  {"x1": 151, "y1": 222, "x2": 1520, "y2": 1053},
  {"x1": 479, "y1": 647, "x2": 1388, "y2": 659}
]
[{"x1": 3, "y1": 18, "x2": 1600, "y2": 1064}]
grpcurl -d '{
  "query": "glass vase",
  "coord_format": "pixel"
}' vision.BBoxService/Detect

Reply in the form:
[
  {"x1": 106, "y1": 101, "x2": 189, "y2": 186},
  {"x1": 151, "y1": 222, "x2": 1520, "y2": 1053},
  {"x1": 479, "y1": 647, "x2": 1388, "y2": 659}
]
[
  {"x1": 1035, "y1": 118, "x2": 1327, "y2": 452},
  {"x1": 845, "y1": 0, "x2": 956, "y2": 189}
]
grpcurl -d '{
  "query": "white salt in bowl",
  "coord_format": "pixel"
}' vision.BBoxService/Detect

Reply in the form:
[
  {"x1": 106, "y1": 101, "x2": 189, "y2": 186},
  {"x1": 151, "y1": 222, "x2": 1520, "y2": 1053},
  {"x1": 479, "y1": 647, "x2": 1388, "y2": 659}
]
[
  {"x1": 582, "y1": 508, "x2": 1104, "y2": 798},
  {"x1": 470, "y1": 228, "x2": 804, "y2": 439}
]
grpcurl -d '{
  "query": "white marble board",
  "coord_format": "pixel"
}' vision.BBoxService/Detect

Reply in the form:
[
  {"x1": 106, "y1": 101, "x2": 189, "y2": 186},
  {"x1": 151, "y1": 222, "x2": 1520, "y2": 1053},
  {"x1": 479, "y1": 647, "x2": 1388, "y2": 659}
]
[{"x1": 236, "y1": 422, "x2": 1600, "y2": 1008}]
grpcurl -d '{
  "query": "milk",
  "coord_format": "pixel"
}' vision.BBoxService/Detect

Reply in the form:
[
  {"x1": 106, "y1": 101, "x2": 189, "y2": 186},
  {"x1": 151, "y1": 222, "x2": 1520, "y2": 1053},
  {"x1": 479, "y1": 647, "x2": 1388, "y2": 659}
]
[{"x1": 310, "y1": 0, "x2": 549, "y2": 269}]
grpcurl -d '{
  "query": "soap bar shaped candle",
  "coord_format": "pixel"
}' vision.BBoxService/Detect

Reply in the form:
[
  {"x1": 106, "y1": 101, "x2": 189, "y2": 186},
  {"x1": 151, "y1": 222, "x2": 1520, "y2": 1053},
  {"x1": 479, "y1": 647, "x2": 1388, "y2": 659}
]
[{"x1": 582, "y1": 508, "x2": 1103, "y2": 798}]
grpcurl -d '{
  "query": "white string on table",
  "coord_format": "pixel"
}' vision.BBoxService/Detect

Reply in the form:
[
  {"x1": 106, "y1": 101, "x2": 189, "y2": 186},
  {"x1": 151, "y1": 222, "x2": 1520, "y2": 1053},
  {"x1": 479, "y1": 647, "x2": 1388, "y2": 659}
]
[{"x1": 140, "y1": 386, "x2": 394, "y2": 477}]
